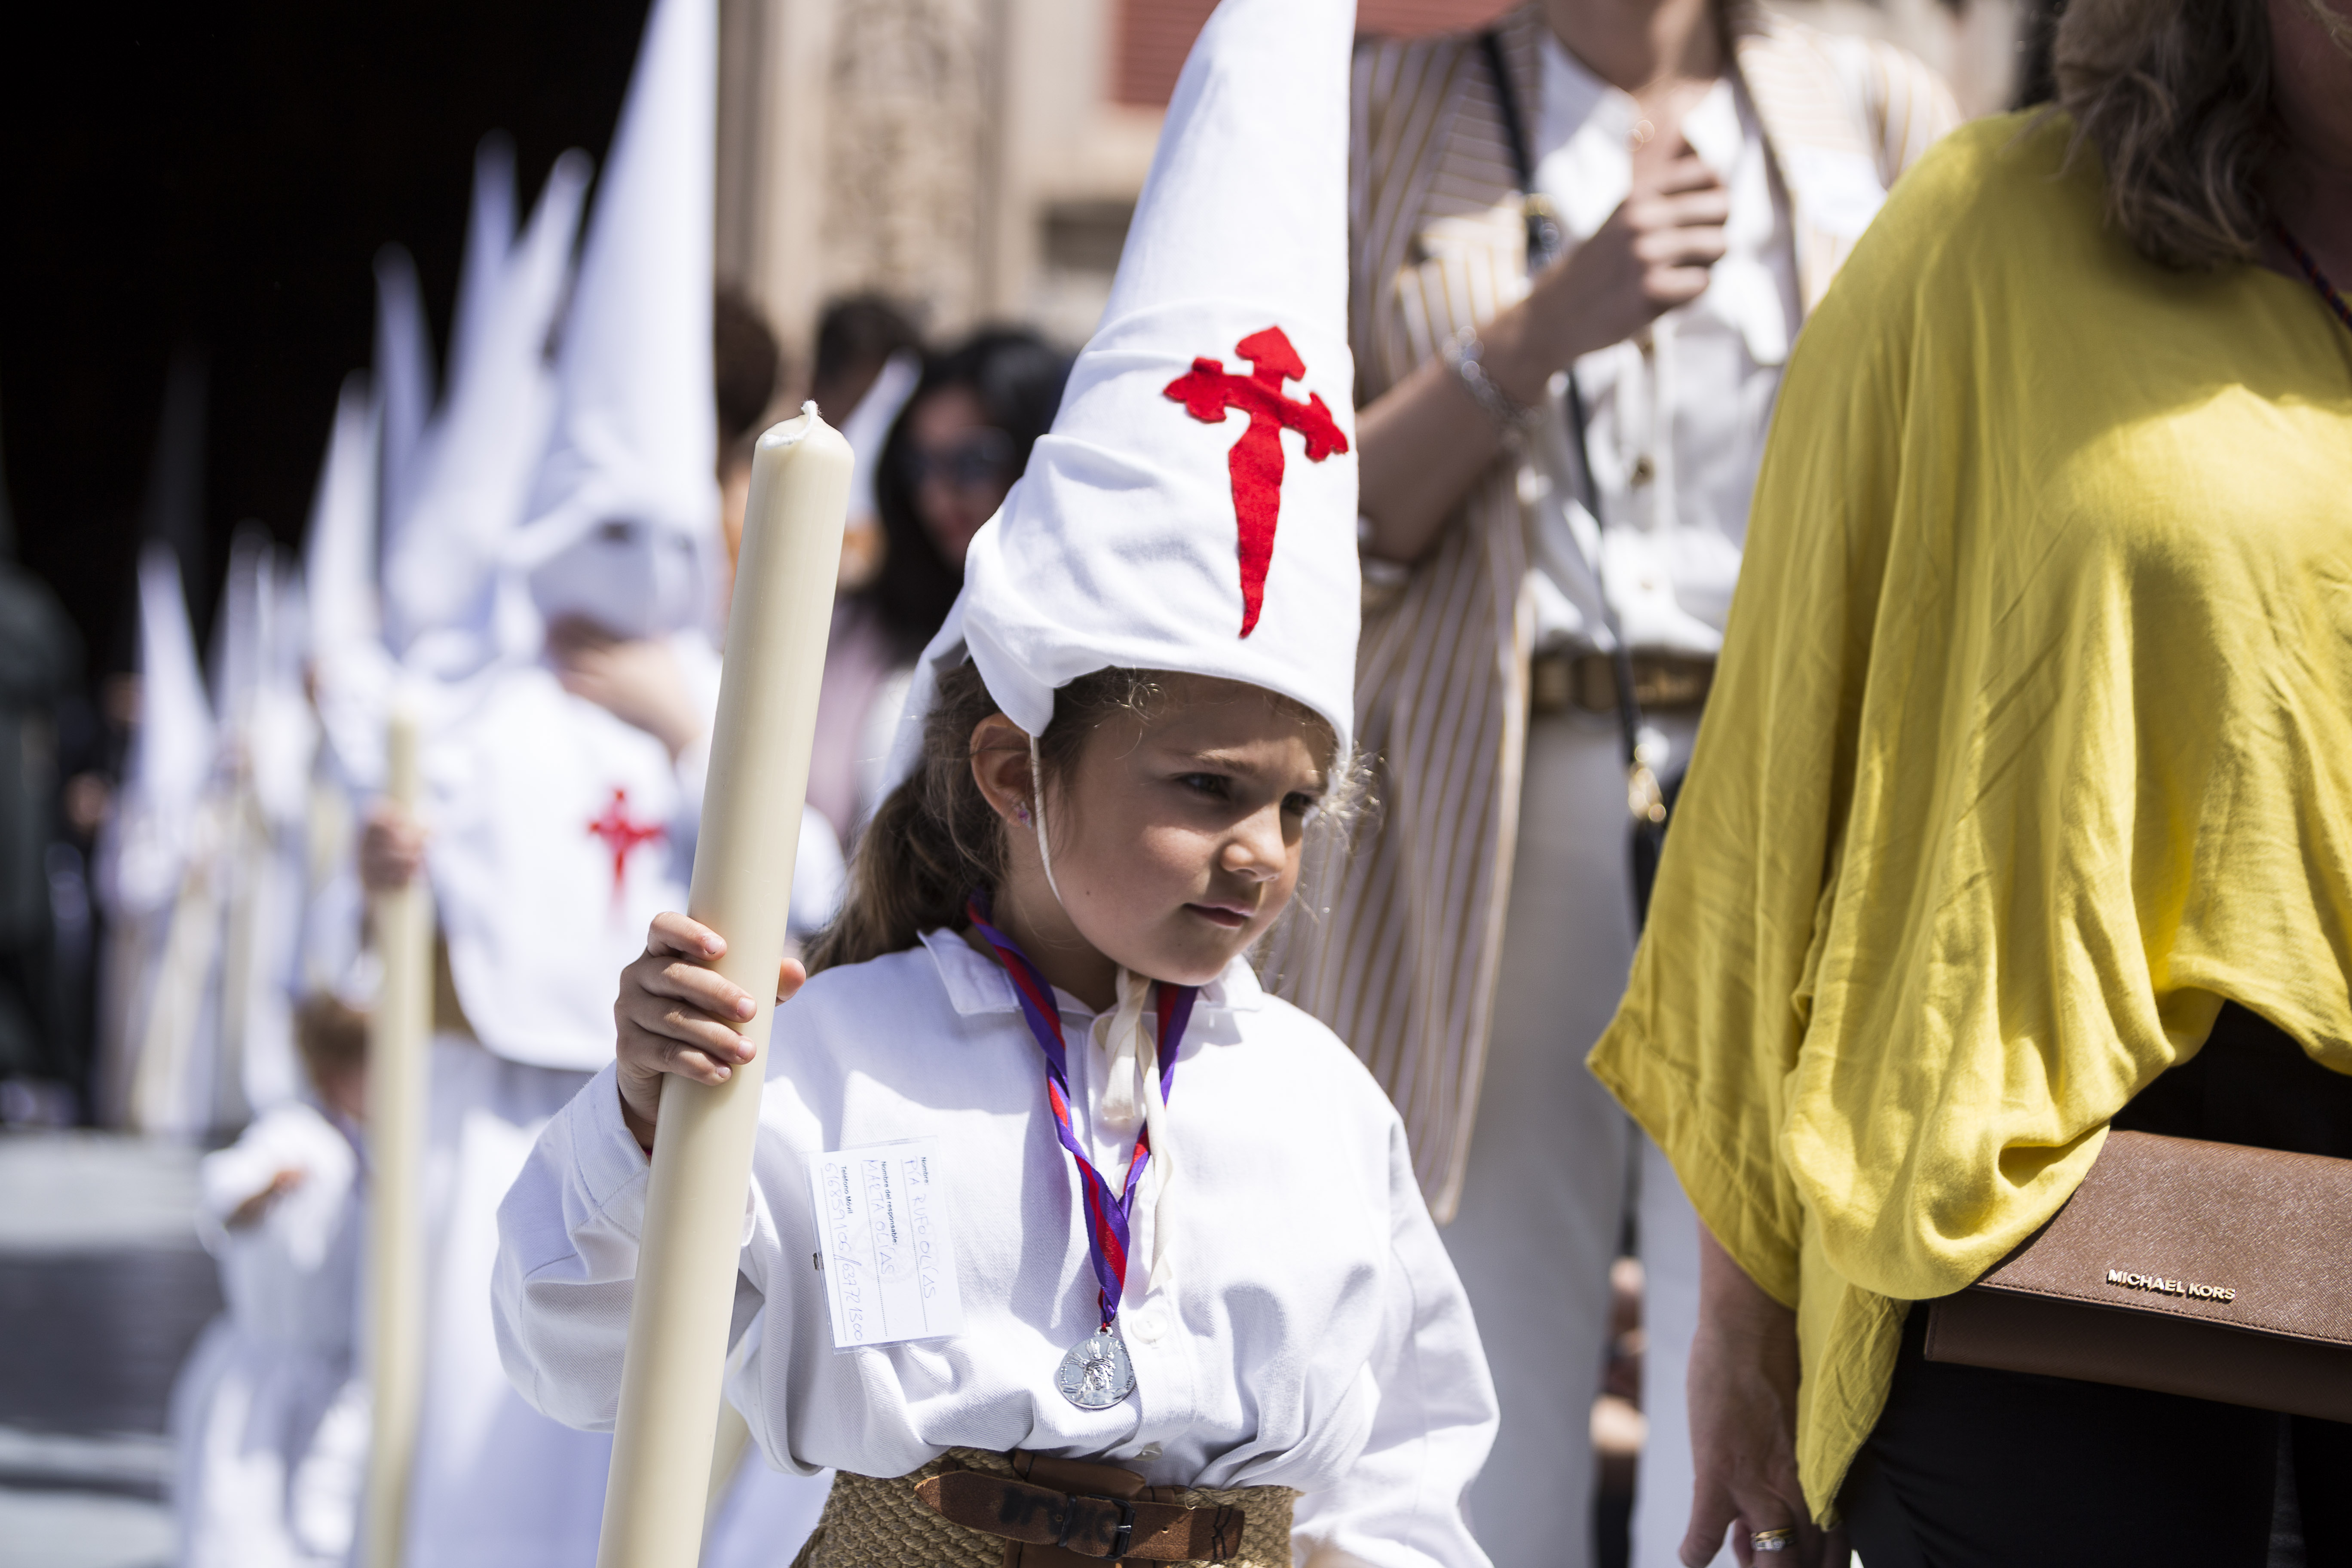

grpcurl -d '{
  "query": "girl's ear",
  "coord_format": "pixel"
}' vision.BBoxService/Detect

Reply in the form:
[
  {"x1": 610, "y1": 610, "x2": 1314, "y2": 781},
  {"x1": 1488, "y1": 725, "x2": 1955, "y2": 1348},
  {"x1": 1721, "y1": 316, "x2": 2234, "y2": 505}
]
[{"x1": 968, "y1": 713, "x2": 1040, "y2": 826}]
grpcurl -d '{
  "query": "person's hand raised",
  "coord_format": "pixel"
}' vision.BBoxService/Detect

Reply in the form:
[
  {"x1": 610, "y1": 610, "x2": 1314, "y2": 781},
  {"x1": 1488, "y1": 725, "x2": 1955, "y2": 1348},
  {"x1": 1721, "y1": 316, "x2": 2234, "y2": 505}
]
[
  {"x1": 359, "y1": 801, "x2": 426, "y2": 894},
  {"x1": 612, "y1": 911, "x2": 807, "y2": 1153},
  {"x1": 546, "y1": 616, "x2": 707, "y2": 761},
  {"x1": 1510, "y1": 137, "x2": 1730, "y2": 390}
]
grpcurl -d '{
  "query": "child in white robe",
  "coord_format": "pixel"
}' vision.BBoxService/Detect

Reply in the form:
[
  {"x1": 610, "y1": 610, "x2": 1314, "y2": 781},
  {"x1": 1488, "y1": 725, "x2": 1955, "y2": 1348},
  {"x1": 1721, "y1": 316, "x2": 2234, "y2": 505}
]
[
  {"x1": 491, "y1": 3, "x2": 1497, "y2": 1562},
  {"x1": 172, "y1": 997, "x2": 370, "y2": 1568}
]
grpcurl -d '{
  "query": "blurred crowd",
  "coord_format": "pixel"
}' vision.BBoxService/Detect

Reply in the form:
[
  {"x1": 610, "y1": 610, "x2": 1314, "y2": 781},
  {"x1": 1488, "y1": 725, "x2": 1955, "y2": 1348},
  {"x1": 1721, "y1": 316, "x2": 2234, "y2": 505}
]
[{"x1": 0, "y1": 248, "x2": 1072, "y2": 1146}]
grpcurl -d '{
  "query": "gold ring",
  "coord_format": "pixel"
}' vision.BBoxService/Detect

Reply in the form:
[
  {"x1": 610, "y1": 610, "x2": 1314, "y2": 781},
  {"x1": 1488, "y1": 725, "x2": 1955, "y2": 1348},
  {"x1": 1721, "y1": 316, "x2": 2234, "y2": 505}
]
[{"x1": 1752, "y1": 1528, "x2": 1795, "y2": 1553}]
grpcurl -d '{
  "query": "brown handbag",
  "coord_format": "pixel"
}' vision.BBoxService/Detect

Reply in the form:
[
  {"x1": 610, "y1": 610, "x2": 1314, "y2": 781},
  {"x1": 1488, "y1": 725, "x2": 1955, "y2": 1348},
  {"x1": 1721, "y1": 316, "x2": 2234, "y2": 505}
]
[{"x1": 1922, "y1": 1130, "x2": 2352, "y2": 1422}]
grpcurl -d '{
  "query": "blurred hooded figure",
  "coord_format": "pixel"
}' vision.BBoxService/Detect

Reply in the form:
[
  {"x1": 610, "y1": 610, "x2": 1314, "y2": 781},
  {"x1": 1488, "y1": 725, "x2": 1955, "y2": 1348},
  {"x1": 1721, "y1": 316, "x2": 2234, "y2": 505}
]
[{"x1": 352, "y1": 1, "x2": 840, "y2": 1561}]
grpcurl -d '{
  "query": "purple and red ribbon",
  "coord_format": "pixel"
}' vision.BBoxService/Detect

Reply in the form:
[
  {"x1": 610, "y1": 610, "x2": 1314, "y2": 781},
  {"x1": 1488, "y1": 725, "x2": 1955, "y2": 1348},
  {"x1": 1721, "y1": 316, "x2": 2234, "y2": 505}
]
[{"x1": 967, "y1": 889, "x2": 1198, "y2": 1329}]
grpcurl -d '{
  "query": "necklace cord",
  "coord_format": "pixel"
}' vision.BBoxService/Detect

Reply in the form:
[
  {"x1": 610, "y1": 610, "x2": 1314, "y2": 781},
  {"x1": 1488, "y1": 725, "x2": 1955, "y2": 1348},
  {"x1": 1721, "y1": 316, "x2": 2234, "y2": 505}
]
[{"x1": 965, "y1": 889, "x2": 1198, "y2": 1329}]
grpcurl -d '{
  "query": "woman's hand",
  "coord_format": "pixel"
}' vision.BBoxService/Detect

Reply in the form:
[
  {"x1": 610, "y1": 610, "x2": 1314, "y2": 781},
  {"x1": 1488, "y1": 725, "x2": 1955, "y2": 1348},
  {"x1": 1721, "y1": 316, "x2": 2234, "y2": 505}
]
[
  {"x1": 547, "y1": 616, "x2": 707, "y2": 761},
  {"x1": 1501, "y1": 141, "x2": 1730, "y2": 400},
  {"x1": 1354, "y1": 138, "x2": 1729, "y2": 566},
  {"x1": 1683, "y1": 1224, "x2": 1837, "y2": 1567},
  {"x1": 359, "y1": 802, "x2": 426, "y2": 894},
  {"x1": 613, "y1": 912, "x2": 807, "y2": 1152}
]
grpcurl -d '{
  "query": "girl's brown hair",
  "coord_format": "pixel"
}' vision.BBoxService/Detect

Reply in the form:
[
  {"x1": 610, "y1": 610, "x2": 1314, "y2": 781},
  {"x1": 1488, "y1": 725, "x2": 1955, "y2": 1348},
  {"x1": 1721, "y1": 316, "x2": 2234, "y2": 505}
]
[
  {"x1": 805, "y1": 662, "x2": 1347, "y2": 973},
  {"x1": 2051, "y1": 0, "x2": 2280, "y2": 270}
]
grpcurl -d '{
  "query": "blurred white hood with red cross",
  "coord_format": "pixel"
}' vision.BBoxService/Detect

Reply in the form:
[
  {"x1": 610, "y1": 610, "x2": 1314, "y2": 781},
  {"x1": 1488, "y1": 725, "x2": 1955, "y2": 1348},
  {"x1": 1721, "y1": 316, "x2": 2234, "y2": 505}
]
[
  {"x1": 413, "y1": 0, "x2": 844, "y2": 1072},
  {"x1": 888, "y1": 0, "x2": 1360, "y2": 782}
]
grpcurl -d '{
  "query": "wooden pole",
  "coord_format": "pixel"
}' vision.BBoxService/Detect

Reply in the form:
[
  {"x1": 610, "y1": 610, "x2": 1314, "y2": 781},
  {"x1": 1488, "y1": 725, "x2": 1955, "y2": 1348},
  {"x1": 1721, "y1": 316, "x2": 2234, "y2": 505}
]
[
  {"x1": 360, "y1": 704, "x2": 434, "y2": 1567},
  {"x1": 597, "y1": 406, "x2": 851, "y2": 1568}
]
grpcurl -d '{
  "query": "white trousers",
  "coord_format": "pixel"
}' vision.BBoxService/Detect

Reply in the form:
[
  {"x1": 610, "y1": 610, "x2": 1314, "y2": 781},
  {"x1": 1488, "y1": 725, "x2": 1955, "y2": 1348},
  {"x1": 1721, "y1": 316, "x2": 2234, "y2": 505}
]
[
  {"x1": 1442, "y1": 708, "x2": 1716, "y2": 1568},
  {"x1": 402, "y1": 1039, "x2": 613, "y2": 1568}
]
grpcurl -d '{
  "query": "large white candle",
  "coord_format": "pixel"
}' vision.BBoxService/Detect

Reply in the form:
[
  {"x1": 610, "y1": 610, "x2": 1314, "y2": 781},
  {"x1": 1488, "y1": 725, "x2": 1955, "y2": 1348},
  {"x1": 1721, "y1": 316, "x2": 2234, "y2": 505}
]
[
  {"x1": 359, "y1": 704, "x2": 433, "y2": 1568},
  {"x1": 597, "y1": 406, "x2": 852, "y2": 1568}
]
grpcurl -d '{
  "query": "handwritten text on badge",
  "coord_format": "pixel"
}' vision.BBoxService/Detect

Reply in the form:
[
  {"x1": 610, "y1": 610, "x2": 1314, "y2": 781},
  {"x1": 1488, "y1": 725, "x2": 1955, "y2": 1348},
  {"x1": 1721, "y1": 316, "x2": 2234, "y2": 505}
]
[{"x1": 809, "y1": 1138, "x2": 965, "y2": 1348}]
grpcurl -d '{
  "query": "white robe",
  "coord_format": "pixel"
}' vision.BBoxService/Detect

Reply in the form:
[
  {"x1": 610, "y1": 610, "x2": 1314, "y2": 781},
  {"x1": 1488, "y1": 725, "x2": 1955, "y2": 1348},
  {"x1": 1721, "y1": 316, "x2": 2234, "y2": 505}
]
[
  {"x1": 172, "y1": 1102, "x2": 367, "y2": 1568},
  {"x1": 493, "y1": 930, "x2": 1498, "y2": 1568},
  {"x1": 399, "y1": 639, "x2": 842, "y2": 1567}
]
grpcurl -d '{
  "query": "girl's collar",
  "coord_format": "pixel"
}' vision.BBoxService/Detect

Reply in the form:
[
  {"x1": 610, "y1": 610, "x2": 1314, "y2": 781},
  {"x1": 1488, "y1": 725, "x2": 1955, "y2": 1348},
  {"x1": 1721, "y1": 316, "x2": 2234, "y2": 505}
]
[{"x1": 921, "y1": 925, "x2": 1265, "y2": 1021}]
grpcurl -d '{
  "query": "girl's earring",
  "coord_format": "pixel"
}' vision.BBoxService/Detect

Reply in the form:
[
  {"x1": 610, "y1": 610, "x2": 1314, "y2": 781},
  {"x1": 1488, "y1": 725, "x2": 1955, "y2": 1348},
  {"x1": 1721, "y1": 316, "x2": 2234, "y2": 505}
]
[{"x1": 1014, "y1": 801, "x2": 1034, "y2": 827}]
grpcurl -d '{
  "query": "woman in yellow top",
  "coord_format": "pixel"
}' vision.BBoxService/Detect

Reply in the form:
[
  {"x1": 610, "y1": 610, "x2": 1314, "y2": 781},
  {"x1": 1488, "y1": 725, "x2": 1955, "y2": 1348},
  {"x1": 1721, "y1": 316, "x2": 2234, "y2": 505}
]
[{"x1": 1586, "y1": 0, "x2": 2352, "y2": 1561}]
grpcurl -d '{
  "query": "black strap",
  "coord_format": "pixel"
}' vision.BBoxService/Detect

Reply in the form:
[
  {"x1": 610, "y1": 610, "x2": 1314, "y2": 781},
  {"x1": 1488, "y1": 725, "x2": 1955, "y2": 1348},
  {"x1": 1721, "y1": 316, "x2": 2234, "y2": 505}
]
[
  {"x1": 1477, "y1": 29, "x2": 1562, "y2": 266},
  {"x1": 1476, "y1": 28, "x2": 1651, "y2": 788}
]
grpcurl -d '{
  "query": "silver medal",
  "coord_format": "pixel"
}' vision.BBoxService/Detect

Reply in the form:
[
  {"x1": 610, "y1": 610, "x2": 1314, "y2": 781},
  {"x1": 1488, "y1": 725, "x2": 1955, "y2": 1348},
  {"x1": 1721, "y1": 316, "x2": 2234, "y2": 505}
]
[{"x1": 1055, "y1": 1326, "x2": 1136, "y2": 1410}]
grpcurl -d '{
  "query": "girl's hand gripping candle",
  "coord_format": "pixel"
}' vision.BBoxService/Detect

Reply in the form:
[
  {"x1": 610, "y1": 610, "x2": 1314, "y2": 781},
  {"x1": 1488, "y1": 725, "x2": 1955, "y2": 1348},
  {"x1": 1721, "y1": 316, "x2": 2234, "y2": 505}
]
[{"x1": 594, "y1": 406, "x2": 851, "y2": 1568}]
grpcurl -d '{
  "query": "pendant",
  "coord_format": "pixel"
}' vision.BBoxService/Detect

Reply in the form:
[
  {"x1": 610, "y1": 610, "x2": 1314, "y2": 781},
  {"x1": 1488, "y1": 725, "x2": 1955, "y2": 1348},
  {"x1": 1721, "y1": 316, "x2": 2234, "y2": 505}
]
[{"x1": 1055, "y1": 1325, "x2": 1136, "y2": 1410}]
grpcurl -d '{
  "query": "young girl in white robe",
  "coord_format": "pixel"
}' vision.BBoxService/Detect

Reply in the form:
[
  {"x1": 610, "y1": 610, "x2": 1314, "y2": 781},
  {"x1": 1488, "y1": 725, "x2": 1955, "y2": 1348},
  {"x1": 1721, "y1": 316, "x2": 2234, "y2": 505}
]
[
  {"x1": 492, "y1": 1, "x2": 1496, "y2": 1562},
  {"x1": 172, "y1": 998, "x2": 370, "y2": 1568}
]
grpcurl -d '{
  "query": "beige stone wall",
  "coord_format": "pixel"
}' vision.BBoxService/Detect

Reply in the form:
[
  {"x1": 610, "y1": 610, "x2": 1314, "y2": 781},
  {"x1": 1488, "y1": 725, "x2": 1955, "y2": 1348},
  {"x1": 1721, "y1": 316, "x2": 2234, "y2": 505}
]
[
  {"x1": 717, "y1": 0, "x2": 1159, "y2": 367},
  {"x1": 717, "y1": 0, "x2": 2026, "y2": 370}
]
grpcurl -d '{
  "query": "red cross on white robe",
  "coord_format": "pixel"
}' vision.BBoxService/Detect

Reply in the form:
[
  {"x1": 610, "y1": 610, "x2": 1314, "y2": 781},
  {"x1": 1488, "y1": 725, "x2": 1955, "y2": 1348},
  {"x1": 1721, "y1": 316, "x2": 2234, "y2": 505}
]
[
  {"x1": 586, "y1": 787, "x2": 665, "y2": 904},
  {"x1": 1162, "y1": 325, "x2": 1349, "y2": 637}
]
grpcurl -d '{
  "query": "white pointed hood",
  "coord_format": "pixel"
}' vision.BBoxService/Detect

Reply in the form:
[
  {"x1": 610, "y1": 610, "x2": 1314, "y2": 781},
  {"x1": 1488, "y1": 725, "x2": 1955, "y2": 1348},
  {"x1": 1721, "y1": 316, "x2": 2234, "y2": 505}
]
[
  {"x1": 382, "y1": 151, "x2": 591, "y2": 665},
  {"x1": 448, "y1": 133, "x2": 518, "y2": 396},
  {"x1": 211, "y1": 524, "x2": 270, "y2": 727},
  {"x1": 509, "y1": 0, "x2": 717, "y2": 639},
  {"x1": 302, "y1": 372, "x2": 400, "y2": 790},
  {"x1": 100, "y1": 544, "x2": 217, "y2": 917},
  {"x1": 889, "y1": 0, "x2": 1360, "y2": 787},
  {"x1": 303, "y1": 372, "x2": 382, "y2": 667},
  {"x1": 372, "y1": 245, "x2": 435, "y2": 556},
  {"x1": 132, "y1": 543, "x2": 215, "y2": 822}
]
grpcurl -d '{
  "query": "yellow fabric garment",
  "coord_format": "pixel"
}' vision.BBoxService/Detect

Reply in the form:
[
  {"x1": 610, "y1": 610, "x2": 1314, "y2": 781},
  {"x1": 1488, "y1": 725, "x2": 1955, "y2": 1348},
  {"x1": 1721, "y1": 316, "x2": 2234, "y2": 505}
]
[{"x1": 1588, "y1": 110, "x2": 2352, "y2": 1517}]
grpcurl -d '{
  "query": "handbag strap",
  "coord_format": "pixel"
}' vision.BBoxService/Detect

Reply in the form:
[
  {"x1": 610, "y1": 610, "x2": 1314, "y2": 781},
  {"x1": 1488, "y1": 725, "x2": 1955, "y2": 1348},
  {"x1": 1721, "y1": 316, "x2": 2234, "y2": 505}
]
[{"x1": 1476, "y1": 30, "x2": 1659, "y2": 808}]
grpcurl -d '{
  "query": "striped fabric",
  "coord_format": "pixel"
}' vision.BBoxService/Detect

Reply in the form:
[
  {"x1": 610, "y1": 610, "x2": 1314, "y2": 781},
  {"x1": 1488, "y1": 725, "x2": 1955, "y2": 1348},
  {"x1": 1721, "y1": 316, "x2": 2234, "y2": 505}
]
[{"x1": 1263, "y1": 2, "x2": 1957, "y2": 1222}]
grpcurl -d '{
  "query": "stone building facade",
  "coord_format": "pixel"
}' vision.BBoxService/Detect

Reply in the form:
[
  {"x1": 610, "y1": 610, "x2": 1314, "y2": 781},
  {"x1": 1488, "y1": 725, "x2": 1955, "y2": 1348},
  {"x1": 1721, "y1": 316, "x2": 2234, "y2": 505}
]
[{"x1": 716, "y1": 0, "x2": 2024, "y2": 372}]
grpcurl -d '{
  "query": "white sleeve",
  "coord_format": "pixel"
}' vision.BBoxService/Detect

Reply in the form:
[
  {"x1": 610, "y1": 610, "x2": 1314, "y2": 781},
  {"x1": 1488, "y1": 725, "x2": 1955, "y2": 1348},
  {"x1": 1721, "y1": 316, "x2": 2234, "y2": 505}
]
[
  {"x1": 1291, "y1": 1120, "x2": 1499, "y2": 1568},
  {"x1": 196, "y1": 1104, "x2": 330, "y2": 1237},
  {"x1": 787, "y1": 807, "x2": 846, "y2": 941},
  {"x1": 491, "y1": 1063, "x2": 769, "y2": 1432}
]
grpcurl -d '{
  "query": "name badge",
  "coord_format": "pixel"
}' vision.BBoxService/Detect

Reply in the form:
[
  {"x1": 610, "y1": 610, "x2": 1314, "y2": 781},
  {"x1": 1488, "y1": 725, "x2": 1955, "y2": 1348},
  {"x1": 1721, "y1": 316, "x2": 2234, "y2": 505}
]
[{"x1": 808, "y1": 1139, "x2": 966, "y2": 1348}]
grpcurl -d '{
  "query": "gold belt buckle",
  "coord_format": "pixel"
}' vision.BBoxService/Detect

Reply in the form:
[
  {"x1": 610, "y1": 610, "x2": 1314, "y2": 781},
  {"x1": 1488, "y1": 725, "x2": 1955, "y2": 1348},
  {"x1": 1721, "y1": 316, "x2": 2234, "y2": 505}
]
[
  {"x1": 1632, "y1": 655, "x2": 1713, "y2": 711},
  {"x1": 1528, "y1": 651, "x2": 1714, "y2": 715}
]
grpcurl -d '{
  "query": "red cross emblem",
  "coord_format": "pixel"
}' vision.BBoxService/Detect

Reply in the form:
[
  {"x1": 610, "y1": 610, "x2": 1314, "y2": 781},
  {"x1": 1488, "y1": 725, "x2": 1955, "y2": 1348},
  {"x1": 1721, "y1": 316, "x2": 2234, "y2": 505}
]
[
  {"x1": 1163, "y1": 325, "x2": 1349, "y2": 637},
  {"x1": 586, "y1": 787, "x2": 665, "y2": 903}
]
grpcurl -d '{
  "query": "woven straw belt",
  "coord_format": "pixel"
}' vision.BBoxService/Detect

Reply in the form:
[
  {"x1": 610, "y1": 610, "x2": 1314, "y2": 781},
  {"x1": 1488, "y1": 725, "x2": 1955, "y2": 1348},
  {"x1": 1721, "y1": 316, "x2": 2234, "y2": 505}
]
[{"x1": 790, "y1": 1447, "x2": 1297, "y2": 1568}]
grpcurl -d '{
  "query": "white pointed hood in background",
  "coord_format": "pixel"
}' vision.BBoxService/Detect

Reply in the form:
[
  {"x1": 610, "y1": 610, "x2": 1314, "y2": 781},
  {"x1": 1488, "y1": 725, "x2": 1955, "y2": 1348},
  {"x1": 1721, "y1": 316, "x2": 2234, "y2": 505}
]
[
  {"x1": 302, "y1": 373, "x2": 400, "y2": 790},
  {"x1": 447, "y1": 133, "x2": 518, "y2": 398},
  {"x1": 371, "y1": 246, "x2": 435, "y2": 560},
  {"x1": 383, "y1": 150, "x2": 591, "y2": 665},
  {"x1": 891, "y1": 0, "x2": 1360, "y2": 786},
  {"x1": 211, "y1": 526, "x2": 316, "y2": 825},
  {"x1": 508, "y1": 0, "x2": 716, "y2": 638},
  {"x1": 303, "y1": 373, "x2": 382, "y2": 670},
  {"x1": 210, "y1": 525, "x2": 270, "y2": 729},
  {"x1": 101, "y1": 544, "x2": 216, "y2": 918}
]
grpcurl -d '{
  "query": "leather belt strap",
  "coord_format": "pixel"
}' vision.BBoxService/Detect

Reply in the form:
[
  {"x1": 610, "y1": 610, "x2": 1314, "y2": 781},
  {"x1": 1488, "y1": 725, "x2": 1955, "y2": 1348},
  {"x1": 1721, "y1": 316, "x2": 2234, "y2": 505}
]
[
  {"x1": 914, "y1": 1467, "x2": 1247, "y2": 1563},
  {"x1": 1530, "y1": 648, "x2": 1713, "y2": 716}
]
